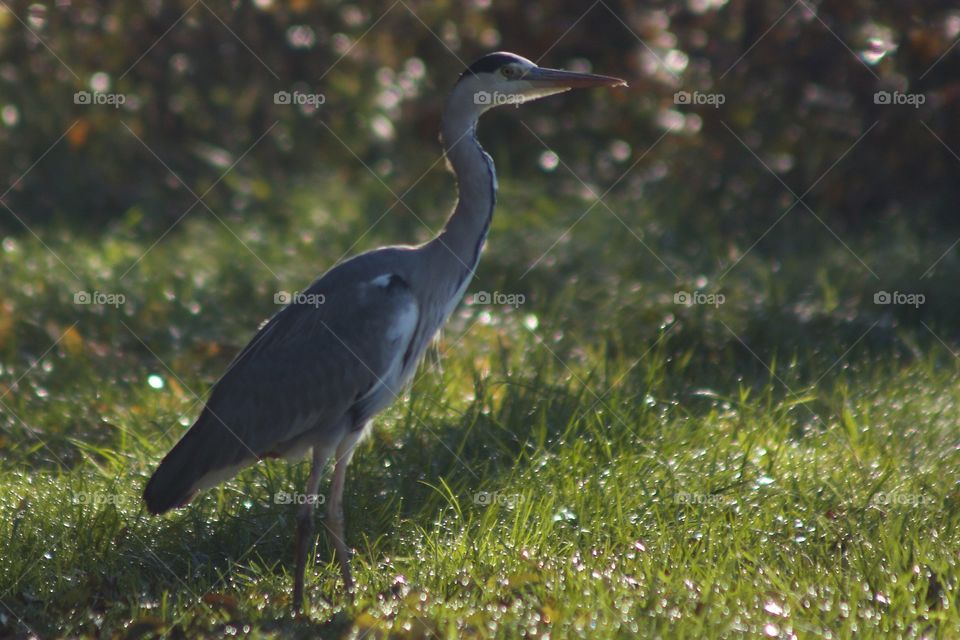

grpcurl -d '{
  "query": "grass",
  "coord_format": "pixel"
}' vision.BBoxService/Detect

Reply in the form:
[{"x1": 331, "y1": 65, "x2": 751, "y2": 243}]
[{"x1": 1, "y1": 173, "x2": 960, "y2": 638}]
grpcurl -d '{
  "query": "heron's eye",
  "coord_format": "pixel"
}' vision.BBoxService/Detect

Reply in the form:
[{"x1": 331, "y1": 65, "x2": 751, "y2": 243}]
[{"x1": 501, "y1": 66, "x2": 520, "y2": 79}]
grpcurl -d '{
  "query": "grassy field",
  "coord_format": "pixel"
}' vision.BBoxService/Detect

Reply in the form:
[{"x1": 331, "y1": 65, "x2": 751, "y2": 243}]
[{"x1": 1, "y1": 172, "x2": 959, "y2": 638}]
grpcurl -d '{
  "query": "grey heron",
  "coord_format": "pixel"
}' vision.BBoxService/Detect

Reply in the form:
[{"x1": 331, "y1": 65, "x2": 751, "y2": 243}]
[{"x1": 143, "y1": 51, "x2": 625, "y2": 611}]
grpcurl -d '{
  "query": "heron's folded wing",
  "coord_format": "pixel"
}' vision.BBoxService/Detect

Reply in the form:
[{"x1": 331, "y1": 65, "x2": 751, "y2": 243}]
[
  {"x1": 205, "y1": 275, "x2": 419, "y2": 455},
  {"x1": 143, "y1": 274, "x2": 418, "y2": 513}
]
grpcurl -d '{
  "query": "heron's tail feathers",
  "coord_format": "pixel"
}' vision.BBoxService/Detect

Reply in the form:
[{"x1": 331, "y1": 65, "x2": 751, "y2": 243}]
[{"x1": 143, "y1": 411, "x2": 252, "y2": 515}]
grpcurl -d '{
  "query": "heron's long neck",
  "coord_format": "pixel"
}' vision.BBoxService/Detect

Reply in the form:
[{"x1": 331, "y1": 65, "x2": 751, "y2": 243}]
[{"x1": 432, "y1": 106, "x2": 496, "y2": 279}]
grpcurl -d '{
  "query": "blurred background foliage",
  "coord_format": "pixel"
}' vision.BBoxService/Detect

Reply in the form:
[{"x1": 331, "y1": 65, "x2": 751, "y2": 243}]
[
  {"x1": 1, "y1": 0, "x2": 958, "y2": 238},
  {"x1": 2, "y1": 0, "x2": 960, "y2": 364}
]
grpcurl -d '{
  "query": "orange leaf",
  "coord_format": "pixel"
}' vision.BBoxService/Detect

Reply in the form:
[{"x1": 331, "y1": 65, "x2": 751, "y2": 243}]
[{"x1": 67, "y1": 119, "x2": 92, "y2": 149}]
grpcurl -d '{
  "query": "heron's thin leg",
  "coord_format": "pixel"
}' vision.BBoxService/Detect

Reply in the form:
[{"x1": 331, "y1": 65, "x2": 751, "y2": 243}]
[
  {"x1": 326, "y1": 428, "x2": 364, "y2": 593},
  {"x1": 293, "y1": 446, "x2": 328, "y2": 613}
]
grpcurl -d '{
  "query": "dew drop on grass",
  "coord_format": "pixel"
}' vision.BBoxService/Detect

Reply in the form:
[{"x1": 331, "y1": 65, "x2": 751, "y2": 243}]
[
  {"x1": 553, "y1": 507, "x2": 577, "y2": 522},
  {"x1": 147, "y1": 375, "x2": 164, "y2": 390}
]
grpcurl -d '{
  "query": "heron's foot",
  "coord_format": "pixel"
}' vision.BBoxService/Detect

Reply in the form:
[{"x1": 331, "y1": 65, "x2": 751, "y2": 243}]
[
  {"x1": 339, "y1": 552, "x2": 355, "y2": 595},
  {"x1": 325, "y1": 513, "x2": 355, "y2": 596},
  {"x1": 292, "y1": 580, "x2": 307, "y2": 615},
  {"x1": 293, "y1": 506, "x2": 316, "y2": 614}
]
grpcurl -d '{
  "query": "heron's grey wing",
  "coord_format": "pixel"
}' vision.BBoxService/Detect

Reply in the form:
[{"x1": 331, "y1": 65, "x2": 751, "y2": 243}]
[{"x1": 143, "y1": 272, "x2": 419, "y2": 513}]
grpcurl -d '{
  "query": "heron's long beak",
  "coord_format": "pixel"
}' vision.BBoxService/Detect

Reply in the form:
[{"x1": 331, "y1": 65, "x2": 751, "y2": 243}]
[{"x1": 524, "y1": 66, "x2": 627, "y2": 89}]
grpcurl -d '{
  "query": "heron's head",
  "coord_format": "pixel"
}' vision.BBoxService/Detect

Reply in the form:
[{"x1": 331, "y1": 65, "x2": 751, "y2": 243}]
[{"x1": 453, "y1": 52, "x2": 626, "y2": 116}]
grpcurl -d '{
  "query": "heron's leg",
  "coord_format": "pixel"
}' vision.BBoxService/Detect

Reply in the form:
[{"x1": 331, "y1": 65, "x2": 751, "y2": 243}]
[
  {"x1": 293, "y1": 446, "x2": 328, "y2": 613},
  {"x1": 326, "y1": 427, "x2": 365, "y2": 593}
]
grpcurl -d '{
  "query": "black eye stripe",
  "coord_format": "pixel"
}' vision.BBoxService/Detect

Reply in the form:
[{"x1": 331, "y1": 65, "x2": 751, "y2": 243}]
[{"x1": 465, "y1": 52, "x2": 522, "y2": 75}]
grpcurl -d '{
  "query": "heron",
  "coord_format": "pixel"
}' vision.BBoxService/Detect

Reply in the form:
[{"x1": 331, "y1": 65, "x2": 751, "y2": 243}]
[{"x1": 143, "y1": 51, "x2": 625, "y2": 611}]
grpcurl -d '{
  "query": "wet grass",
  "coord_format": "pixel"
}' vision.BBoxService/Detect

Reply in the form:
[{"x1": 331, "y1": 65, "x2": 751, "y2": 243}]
[{"x1": 1, "y1": 178, "x2": 960, "y2": 638}]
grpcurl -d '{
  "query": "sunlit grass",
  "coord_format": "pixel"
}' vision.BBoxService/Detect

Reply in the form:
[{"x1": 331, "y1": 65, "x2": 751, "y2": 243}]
[{"x1": 1, "y1": 184, "x2": 959, "y2": 638}]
